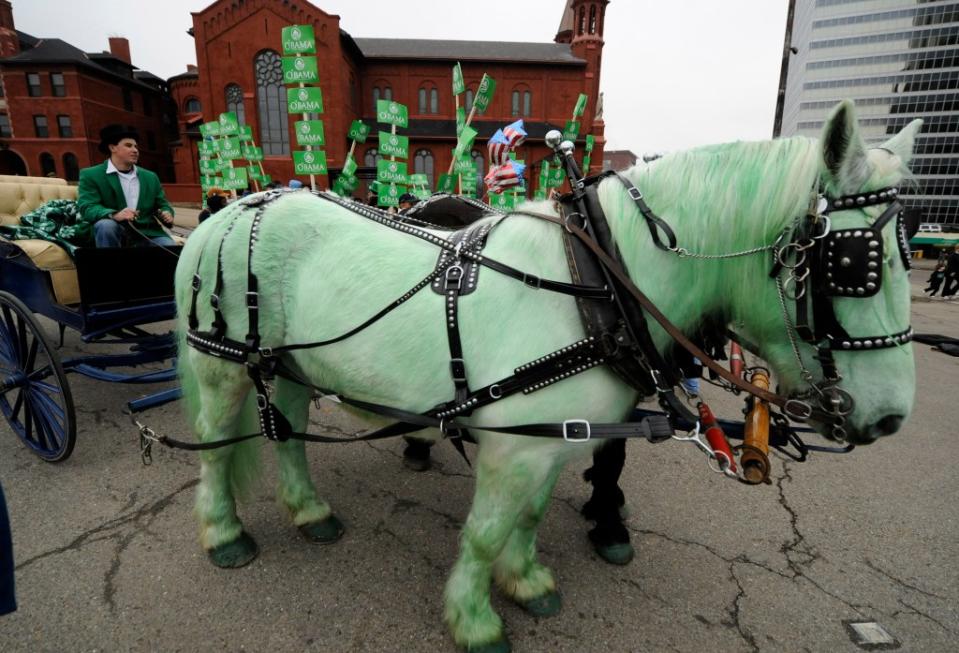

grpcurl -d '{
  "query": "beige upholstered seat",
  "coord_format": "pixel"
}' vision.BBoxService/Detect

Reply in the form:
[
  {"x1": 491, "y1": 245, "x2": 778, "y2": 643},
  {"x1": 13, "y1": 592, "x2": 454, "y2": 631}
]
[{"x1": 0, "y1": 179, "x2": 80, "y2": 304}]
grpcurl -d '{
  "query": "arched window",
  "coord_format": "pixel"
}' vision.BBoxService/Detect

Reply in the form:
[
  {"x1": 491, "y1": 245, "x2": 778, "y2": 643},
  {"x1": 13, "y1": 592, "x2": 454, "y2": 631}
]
[
  {"x1": 418, "y1": 85, "x2": 439, "y2": 114},
  {"x1": 511, "y1": 88, "x2": 532, "y2": 117},
  {"x1": 225, "y1": 83, "x2": 245, "y2": 124},
  {"x1": 39, "y1": 152, "x2": 56, "y2": 177},
  {"x1": 372, "y1": 85, "x2": 392, "y2": 112},
  {"x1": 471, "y1": 149, "x2": 485, "y2": 196},
  {"x1": 589, "y1": 5, "x2": 597, "y2": 34},
  {"x1": 364, "y1": 147, "x2": 380, "y2": 167},
  {"x1": 254, "y1": 50, "x2": 289, "y2": 155},
  {"x1": 578, "y1": 7, "x2": 586, "y2": 35},
  {"x1": 465, "y1": 88, "x2": 475, "y2": 113},
  {"x1": 413, "y1": 149, "x2": 435, "y2": 188},
  {"x1": 185, "y1": 96, "x2": 201, "y2": 113},
  {"x1": 62, "y1": 152, "x2": 79, "y2": 181}
]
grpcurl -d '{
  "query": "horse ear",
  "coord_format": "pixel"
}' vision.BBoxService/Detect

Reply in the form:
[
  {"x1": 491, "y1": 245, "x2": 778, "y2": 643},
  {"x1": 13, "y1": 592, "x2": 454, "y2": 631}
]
[
  {"x1": 879, "y1": 118, "x2": 923, "y2": 168},
  {"x1": 820, "y1": 100, "x2": 869, "y2": 195}
]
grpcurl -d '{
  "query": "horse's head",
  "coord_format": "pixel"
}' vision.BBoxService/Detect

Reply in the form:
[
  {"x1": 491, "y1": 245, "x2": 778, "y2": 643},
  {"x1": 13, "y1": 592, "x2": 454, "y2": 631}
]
[{"x1": 767, "y1": 100, "x2": 922, "y2": 443}]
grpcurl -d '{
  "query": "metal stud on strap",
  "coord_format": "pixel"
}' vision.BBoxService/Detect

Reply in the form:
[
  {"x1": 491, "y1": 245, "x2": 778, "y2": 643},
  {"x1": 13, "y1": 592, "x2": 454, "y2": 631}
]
[{"x1": 627, "y1": 187, "x2": 643, "y2": 201}]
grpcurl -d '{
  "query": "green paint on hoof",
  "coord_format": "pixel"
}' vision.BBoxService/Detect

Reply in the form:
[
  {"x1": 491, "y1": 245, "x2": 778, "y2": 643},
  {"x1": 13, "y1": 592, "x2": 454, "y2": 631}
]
[
  {"x1": 465, "y1": 637, "x2": 511, "y2": 653},
  {"x1": 208, "y1": 531, "x2": 258, "y2": 568},
  {"x1": 520, "y1": 590, "x2": 562, "y2": 618},
  {"x1": 595, "y1": 542, "x2": 635, "y2": 566},
  {"x1": 298, "y1": 514, "x2": 344, "y2": 544}
]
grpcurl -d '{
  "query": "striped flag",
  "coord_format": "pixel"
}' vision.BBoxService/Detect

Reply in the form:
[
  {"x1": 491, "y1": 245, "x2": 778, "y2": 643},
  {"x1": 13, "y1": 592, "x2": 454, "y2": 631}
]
[
  {"x1": 503, "y1": 119, "x2": 527, "y2": 148},
  {"x1": 484, "y1": 160, "x2": 526, "y2": 194},
  {"x1": 487, "y1": 129, "x2": 511, "y2": 166}
]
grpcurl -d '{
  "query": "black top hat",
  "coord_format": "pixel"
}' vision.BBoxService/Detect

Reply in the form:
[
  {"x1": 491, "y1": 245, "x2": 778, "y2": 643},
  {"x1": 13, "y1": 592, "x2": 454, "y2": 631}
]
[
  {"x1": 98, "y1": 124, "x2": 140, "y2": 153},
  {"x1": 398, "y1": 193, "x2": 417, "y2": 204}
]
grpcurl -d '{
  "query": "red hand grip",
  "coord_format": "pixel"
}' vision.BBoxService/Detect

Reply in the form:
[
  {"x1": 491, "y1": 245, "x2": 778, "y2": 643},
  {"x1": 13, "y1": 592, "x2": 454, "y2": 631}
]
[{"x1": 698, "y1": 403, "x2": 737, "y2": 473}]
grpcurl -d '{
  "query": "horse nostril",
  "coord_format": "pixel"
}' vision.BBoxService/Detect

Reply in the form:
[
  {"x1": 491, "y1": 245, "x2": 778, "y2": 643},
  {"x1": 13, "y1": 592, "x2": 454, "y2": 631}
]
[{"x1": 873, "y1": 415, "x2": 904, "y2": 437}]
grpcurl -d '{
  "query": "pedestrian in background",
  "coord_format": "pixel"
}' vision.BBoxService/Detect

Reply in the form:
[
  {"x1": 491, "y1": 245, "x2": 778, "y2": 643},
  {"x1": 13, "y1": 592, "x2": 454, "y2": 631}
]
[{"x1": 942, "y1": 245, "x2": 959, "y2": 298}]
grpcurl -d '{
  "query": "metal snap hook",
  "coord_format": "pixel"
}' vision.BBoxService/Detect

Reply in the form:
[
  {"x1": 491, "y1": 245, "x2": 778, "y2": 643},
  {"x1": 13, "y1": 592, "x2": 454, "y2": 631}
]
[{"x1": 783, "y1": 399, "x2": 813, "y2": 421}]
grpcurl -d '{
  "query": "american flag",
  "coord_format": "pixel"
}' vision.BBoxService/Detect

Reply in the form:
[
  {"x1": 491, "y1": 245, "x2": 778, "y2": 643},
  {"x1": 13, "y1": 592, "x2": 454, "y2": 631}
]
[
  {"x1": 485, "y1": 161, "x2": 526, "y2": 194},
  {"x1": 503, "y1": 119, "x2": 527, "y2": 148},
  {"x1": 487, "y1": 129, "x2": 511, "y2": 166}
]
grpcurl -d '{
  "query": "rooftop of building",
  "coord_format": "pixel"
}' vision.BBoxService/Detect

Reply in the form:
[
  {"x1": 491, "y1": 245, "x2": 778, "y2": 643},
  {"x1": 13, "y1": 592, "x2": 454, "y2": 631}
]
[{"x1": 352, "y1": 37, "x2": 585, "y2": 65}]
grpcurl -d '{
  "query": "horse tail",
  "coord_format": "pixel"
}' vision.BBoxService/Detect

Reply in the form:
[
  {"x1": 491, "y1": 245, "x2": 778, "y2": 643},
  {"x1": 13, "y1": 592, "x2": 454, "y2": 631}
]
[{"x1": 177, "y1": 331, "x2": 262, "y2": 500}]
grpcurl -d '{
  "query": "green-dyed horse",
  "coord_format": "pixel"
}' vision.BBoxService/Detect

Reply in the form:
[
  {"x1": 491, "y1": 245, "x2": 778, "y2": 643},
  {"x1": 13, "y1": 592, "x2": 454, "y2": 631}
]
[{"x1": 175, "y1": 101, "x2": 920, "y2": 652}]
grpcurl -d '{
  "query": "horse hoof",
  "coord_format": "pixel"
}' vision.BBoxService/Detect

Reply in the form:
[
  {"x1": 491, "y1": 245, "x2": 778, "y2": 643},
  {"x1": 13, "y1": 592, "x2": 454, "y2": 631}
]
[
  {"x1": 520, "y1": 590, "x2": 562, "y2": 618},
  {"x1": 465, "y1": 636, "x2": 511, "y2": 653},
  {"x1": 298, "y1": 514, "x2": 345, "y2": 544},
  {"x1": 208, "y1": 531, "x2": 259, "y2": 568},
  {"x1": 595, "y1": 542, "x2": 635, "y2": 566}
]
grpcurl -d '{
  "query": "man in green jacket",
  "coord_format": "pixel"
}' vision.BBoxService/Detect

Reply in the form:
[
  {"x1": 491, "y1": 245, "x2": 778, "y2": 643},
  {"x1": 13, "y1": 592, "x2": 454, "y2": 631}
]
[{"x1": 77, "y1": 124, "x2": 176, "y2": 247}]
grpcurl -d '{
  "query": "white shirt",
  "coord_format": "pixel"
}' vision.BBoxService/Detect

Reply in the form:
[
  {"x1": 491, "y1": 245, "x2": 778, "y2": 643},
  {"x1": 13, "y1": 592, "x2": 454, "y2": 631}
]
[{"x1": 106, "y1": 159, "x2": 140, "y2": 210}]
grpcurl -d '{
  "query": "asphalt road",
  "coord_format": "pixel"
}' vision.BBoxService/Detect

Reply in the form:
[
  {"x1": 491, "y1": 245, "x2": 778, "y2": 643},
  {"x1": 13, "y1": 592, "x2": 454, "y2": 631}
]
[{"x1": 1, "y1": 268, "x2": 957, "y2": 653}]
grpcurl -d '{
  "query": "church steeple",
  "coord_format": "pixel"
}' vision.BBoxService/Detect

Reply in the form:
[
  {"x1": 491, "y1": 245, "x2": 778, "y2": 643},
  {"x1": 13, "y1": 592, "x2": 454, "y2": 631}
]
[{"x1": 556, "y1": 0, "x2": 608, "y2": 45}]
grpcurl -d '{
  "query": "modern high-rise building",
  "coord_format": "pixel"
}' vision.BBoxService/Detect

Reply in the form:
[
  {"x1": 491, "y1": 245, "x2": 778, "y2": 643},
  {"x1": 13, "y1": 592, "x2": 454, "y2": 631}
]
[{"x1": 774, "y1": 0, "x2": 959, "y2": 225}]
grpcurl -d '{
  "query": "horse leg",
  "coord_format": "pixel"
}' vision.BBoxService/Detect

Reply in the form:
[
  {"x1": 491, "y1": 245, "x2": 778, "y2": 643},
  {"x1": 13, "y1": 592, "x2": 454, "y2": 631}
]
[
  {"x1": 491, "y1": 465, "x2": 563, "y2": 618},
  {"x1": 444, "y1": 444, "x2": 555, "y2": 652},
  {"x1": 270, "y1": 376, "x2": 344, "y2": 544},
  {"x1": 581, "y1": 439, "x2": 634, "y2": 565},
  {"x1": 187, "y1": 353, "x2": 260, "y2": 568}
]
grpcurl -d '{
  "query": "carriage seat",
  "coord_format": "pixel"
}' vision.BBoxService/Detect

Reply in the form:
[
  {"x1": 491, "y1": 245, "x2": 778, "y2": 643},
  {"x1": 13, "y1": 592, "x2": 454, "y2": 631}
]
[{"x1": 0, "y1": 180, "x2": 80, "y2": 305}]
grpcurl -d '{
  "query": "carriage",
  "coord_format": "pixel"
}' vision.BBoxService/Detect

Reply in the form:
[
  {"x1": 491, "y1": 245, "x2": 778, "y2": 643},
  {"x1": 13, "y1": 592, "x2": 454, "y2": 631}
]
[{"x1": 0, "y1": 190, "x2": 182, "y2": 462}]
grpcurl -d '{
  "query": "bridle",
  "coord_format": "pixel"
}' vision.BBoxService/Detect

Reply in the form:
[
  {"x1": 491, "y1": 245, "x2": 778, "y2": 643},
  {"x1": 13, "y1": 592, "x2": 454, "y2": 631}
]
[{"x1": 767, "y1": 184, "x2": 915, "y2": 440}]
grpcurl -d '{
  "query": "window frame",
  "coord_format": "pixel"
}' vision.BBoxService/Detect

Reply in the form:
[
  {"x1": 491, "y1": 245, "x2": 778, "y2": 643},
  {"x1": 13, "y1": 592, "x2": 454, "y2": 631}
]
[{"x1": 33, "y1": 115, "x2": 49, "y2": 138}]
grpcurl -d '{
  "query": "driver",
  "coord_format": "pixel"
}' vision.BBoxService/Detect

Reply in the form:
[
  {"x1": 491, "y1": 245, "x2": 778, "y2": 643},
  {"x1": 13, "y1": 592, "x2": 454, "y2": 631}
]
[{"x1": 77, "y1": 124, "x2": 176, "y2": 248}]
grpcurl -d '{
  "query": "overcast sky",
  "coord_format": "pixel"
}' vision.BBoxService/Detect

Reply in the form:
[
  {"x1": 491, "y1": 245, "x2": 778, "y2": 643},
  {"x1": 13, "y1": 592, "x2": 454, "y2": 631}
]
[{"x1": 14, "y1": 0, "x2": 789, "y2": 155}]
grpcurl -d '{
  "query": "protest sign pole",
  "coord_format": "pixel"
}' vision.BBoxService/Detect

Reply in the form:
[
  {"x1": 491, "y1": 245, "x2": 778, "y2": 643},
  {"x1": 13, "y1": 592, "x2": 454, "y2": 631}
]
[{"x1": 299, "y1": 82, "x2": 316, "y2": 191}]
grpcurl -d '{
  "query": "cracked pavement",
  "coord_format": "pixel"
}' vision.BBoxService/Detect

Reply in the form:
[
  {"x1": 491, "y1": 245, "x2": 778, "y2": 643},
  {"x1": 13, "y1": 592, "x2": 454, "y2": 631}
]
[{"x1": 0, "y1": 271, "x2": 957, "y2": 652}]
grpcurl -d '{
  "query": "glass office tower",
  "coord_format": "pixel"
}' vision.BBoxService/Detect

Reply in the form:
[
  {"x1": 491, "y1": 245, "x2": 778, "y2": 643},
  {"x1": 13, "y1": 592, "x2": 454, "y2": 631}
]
[{"x1": 775, "y1": 0, "x2": 958, "y2": 225}]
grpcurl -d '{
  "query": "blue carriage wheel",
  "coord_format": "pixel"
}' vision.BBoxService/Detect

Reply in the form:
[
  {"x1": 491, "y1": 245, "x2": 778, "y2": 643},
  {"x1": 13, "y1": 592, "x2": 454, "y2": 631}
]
[{"x1": 0, "y1": 291, "x2": 76, "y2": 462}]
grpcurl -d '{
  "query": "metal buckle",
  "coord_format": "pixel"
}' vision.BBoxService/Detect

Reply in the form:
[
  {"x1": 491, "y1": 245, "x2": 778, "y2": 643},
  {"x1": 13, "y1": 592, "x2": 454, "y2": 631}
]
[
  {"x1": 210, "y1": 294, "x2": 221, "y2": 310},
  {"x1": 450, "y1": 358, "x2": 467, "y2": 383},
  {"x1": 259, "y1": 346, "x2": 274, "y2": 358},
  {"x1": 562, "y1": 419, "x2": 591, "y2": 442},
  {"x1": 522, "y1": 274, "x2": 542, "y2": 290},
  {"x1": 246, "y1": 291, "x2": 259, "y2": 308},
  {"x1": 627, "y1": 186, "x2": 643, "y2": 201},
  {"x1": 488, "y1": 384, "x2": 503, "y2": 399},
  {"x1": 784, "y1": 399, "x2": 813, "y2": 421},
  {"x1": 445, "y1": 265, "x2": 463, "y2": 291},
  {"x1": 256, "y1": 393, "x2": 269, "y2": 410},
  {"x1": 192, "y1": 275, "x2": 202, "y2": 291}
]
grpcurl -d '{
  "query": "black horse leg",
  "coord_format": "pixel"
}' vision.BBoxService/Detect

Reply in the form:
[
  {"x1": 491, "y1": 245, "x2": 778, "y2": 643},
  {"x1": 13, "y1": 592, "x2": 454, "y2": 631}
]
[{"x1": 582, "y1": 438, "x2": 634, "y2": 565}]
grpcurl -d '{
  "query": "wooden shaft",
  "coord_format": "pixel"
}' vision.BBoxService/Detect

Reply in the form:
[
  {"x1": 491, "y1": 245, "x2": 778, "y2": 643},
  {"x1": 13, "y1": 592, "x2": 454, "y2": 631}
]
[{"x1": 741, "y1": 370, "x2": 771, "y2": 484}]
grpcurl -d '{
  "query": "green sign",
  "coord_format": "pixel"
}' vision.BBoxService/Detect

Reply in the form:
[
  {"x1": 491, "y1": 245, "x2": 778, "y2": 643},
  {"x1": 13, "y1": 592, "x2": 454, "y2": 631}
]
[
  {"x1": 460, "y1": 172, "x2": 478, "y2": 189},
  {"x1": 547, "y1": 166, "x2": 566, "y2": 188},
  {"x1": 282, "y1": 55, "x2": 319, "y2": 85},
  {"x1": 261, "y1": 174, "x2": 272, "y2": 186},
  {"x1": 572, "y1": 93, "x2": 588, "y2": 118},
  {"x1": 378, "y1": 131, "x2": 408, "y2": 159},
  {"x1": 287, "y1": 86, "x2": 324, "y2": 113},
  {"x1": 456, "y1": 107, "x2": 466, "y2": 137},
  {"x1": 461, "y1": 185, "x2": 477, "y2": 198},
  {"x1": 533, "y1": 189, "x2": 547, "y2": 201},
  {"x1": 585, "y1": 134, "x2": 595, "y2": 153},
  {"x1": 200, "y1": 174, "x2": 222, "y2": 190},
  {"x1": 282, "y1": 25, "x2": 316, "y2": 55},
  {"x1": 563, "y1": 120, "x2": 580, "y2": 141},
  {"x1": 198, "y1": 141, "x2": 215, "y2": 156},
  {"x1": 452, "y1": 62, "x2": 465, "y2": 96},
  {"x1": 199, "y1": 121, "x2": 221, "y2": 138},
  {"x1": 377, "y1": 183, "x2": 406, "y2": 208},
  {"x1": 242, "y1": 145, "x2": 263, "y2": 161},
  {"x1": 348, "y1": 120, "x2": 370, "y2": 143},
  {"x1": 341, "y1": 155, "x2": 358, "y2": 177},
  {"x1": 437, "y1": 174, "x2": 456, "y2": 193},
  {"x1": 409, "y1": 173, "x2": 428, "y2": 187},
  {"x1": 222, "y1": 167, "x2": 249, "y2": 190},
  {"x1": 217, "y1": 136, "x2": 242, "y2": 160},
  {"x1": 199, "y1": 158, "x2": 218, "y2": 175},
  {"x1": 453, "y1": 156, "x2": 475, "y2": 174},
  {"x1": 413, "y1": 187, "x2": 431, "y2": 200},
  {"x1": 489, "y1": 192, "x2": 515, "y2": 211},
  {"x1": 454, "y1": 125, "x2": 478, "y2": 158},
  {"x1": 582, "y1": 155, "x2": 591, "y2": 171},
  {"x1": 247, "y1": 165, "x2": 262, "y2": 181},
  {"x1": 376, "y1": 159, "x2": 408, "y2": 185},
  {"x1": 376, "y1": 100, "x2": 408, "y2": 128},
  {"x1": 473, "y1": 74, "x2": 496, "y2": 113},
  {"x1": 217, "y1": 159, "x2": 234, "y2": 173},
  {"x1": 239, "y1": 125, "x2": 253, "y2": 141},
  {"x1": 218, "y1": 112, "x2": 239, "y2": 135},
  {"x1": 336, "y1": 173, "x2": 359, "y2": 193},
  {"x1": 539, "y1": 161, "x2": 550, "y2": 185},
  {"x1": 293, "y1": 150, "x2": 328, "y2": 174},
  {"x1": 294, "y1": 119, "x2": 326, "y2": 146}
]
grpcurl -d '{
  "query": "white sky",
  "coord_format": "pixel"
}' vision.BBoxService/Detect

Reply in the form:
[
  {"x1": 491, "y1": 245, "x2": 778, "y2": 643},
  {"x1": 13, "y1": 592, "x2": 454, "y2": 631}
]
[{"x1": 13, "y1": 0, "x2": 789, "y2": 155}]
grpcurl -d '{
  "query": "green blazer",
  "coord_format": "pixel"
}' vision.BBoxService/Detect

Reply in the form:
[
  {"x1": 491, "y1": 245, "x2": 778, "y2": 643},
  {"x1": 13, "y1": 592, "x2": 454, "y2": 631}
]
[{"x1": 76, "y1": 161, "x2": 174, "y2": 238}]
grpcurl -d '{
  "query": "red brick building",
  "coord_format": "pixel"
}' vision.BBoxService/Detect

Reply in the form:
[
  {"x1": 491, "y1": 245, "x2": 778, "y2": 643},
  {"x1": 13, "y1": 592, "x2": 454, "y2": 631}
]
[
  {"x1": 0, "y1": 1, "x2": 175, "y2": 181},
  {"x1": 172, "y1": 0, "x2": 610, "y2": 196}
]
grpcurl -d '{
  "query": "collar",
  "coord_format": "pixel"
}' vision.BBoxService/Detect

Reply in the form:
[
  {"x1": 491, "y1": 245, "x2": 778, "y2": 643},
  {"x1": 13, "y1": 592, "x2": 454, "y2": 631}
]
[{"x1": 106, "y1": 159, "x2": 137, "y2": 176}]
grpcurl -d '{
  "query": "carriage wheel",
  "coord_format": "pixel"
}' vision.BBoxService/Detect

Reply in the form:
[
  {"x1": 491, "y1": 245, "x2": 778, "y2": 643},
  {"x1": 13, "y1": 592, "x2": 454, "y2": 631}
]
[{"x1": 0, "y1": 291, "x2": 76, "y2": 462}]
